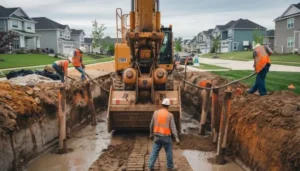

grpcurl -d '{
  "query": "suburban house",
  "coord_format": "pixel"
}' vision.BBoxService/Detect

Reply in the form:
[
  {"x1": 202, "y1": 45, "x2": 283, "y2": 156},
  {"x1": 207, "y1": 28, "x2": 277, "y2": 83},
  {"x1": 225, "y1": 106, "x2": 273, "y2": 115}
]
[
  {"x1": 181, "y1": 40, "x2": 190, "y2": 52},
  {"x1": 32, "y1": 17, "x2": 76, "y2": 56},
  {"x1": 92, "y1": 37, "x2": 121, "y2": 54},
  {"x1": 189, "y1": 36, "x2": 198, "y2": 53},
  {"x1": 71, "y1": 29, "x2": 85, "y2": 49},
  {"x1": 264, "y1": 30, "x2": 275, "y2": 50},
  {"x1": 274, "y1": 3, "x2": 300, "y2": 53},
  {"x1": 0, "y1": 5, "x2": 41, "y2": 50},
  {"x1": 196, "y1": 29, "x2": 213, "y2": 54},
  {"x1": 210, "y1": 19, "x2": 266, "y2": 53},
  {"x1": 83, "y1": 38, "x2": 93, "y2": 53}
]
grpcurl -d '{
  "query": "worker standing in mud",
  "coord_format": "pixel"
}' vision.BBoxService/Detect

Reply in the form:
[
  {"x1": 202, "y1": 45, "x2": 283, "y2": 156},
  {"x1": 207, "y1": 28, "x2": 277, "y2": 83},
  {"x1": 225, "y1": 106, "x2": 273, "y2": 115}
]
[
  {"x1": 248, "y1": 43, "x2": 273, "y2": 96},
  {"x1": 149, "y1": 98, "x2": 180, "y2": 171},
  {"x1": 52, "y1": 57, "x2": 72, "y2": 86},
  {"x1": 71, "y1": 47, "x2": 86, "y2": 81}
]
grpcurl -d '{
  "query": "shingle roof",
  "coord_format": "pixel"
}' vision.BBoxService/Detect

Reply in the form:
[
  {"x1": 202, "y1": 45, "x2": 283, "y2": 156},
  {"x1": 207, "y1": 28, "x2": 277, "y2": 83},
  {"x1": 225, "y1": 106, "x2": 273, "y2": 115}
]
[
  {"x1": 0, "y1": 5, "x2": 18, "y2": 17},
  {"x1": 294, "y1": 3, "x2": 300, "y2": 9},
  {"x1": 275, "y1": 3, "x2": 300, "y2": 21},
  {"x1": 32, "y1": 17, "x2": 67, "y2": 30},
  {"x1": 203, "y1": 29, "x2": 214, "y2": 35},
  {"x1": 266, "y1": 30, "x2": 275, "y2": 37},
  {"x1": 84, "y1": 38, "x2": 93, "y2": 44},
  {"x1": 71, "y1": 29, "x2": 84, "y2": 35},
  {"x1": 229, "y1": 19, "x2": 266, "y2": 29}
]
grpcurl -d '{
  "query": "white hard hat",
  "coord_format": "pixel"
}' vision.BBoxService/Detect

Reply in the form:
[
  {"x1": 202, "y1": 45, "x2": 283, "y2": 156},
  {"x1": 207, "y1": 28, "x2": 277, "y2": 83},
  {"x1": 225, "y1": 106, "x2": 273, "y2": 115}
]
[
  {"x1": 254, "y1": 43, "x2": 261, "y2": 49},
  {"x1": 162, "y1": 98, "x2": 170, "y2": 106},
  {"x1": 79, "y1": 46, "x2": 86, "y2": 53}
]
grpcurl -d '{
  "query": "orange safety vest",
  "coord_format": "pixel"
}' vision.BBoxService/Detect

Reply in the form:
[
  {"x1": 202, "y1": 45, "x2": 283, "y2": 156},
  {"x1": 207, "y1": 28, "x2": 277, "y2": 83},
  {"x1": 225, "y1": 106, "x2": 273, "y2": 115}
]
[
  {"x1": 72, "y1": 49, "x2": 82, "y2": 67},
  {"x1": 254, "y1": 46, "x2": 271, "y2": 73},
  {"x1": 153, "y1": 109, "x2": 172, "y2": 136},
  {"x1": 55, "y1": 60, "x2": 69, "y2": 73}
]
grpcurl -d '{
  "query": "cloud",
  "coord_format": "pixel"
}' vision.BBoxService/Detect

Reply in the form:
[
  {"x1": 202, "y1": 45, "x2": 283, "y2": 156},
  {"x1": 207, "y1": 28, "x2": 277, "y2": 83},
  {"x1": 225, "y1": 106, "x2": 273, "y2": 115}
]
[{"x1": 2, "y1": 0, "x2": 300, "y2": 39}]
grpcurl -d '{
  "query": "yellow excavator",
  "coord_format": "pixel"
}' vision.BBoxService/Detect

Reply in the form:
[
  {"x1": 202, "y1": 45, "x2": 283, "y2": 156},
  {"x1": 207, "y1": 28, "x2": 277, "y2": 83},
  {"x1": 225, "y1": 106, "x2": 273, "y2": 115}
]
[{"x1": 107, "y1": 0, "x2": 181, "y2": 132}]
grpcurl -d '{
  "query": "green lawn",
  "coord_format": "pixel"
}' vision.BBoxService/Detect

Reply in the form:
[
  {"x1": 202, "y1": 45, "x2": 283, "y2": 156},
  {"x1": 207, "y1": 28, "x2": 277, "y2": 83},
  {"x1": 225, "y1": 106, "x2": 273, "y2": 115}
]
[
  {"x1": 195, "y1": 63, "x2": 229, "y2": 70},
  {"x1": 202, "y1": 51, "x2": 300, "y2": 66},
  {"x1": 0, "y1": 53, "x2": 111, "y2": 69},
  {"x1": 212, "y1": 70, "x2": 300, "y2": 94}
]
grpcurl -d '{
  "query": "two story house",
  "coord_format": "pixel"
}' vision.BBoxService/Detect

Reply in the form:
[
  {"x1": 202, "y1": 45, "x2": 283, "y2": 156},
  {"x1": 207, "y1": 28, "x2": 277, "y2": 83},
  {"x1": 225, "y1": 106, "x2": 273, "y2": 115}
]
[
  {"x1": 71, "y1": 29, "x2": 85, "y2": 49},
  {"x1": 211, "y1": 19, "x2": 266, "y2": 53},
  {"x1": 181, "y1": 40, "x2": 189, "y2": 52},
  {"x1": 264, "y1": 30, "x2": 275, "y2": 50},
  {"x1": 274, "y1": 3, "x2": 300, "y2": 53},
  {"x1": 83, "y1": 38, "x2": 93, "y2": 53},
  {"x1": 0, "y1": 5, "x2": 41, "y2": 50},
  {"x1": 197, "y1": 29, "x2": 213, "y2": 54},
  {"x1": 32, "y1": 17, "x2": 75, "y2": 56}
]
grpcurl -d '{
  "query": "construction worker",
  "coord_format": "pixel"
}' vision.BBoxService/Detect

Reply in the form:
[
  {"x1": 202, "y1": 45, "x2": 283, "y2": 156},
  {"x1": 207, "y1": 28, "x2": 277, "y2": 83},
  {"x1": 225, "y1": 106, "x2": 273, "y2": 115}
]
[
  {"x1": 52, "y1": 57, "x2": 72, "y2": 85},
  {"x1": 248, "y1": 43, "x2": 273, "y2": 96},
  {"x1": 149, "y1": 98, "x2": 180, "y2": 171},
  {"x1": 72, "y1": 47, "x2": 86, "y2": 81}
]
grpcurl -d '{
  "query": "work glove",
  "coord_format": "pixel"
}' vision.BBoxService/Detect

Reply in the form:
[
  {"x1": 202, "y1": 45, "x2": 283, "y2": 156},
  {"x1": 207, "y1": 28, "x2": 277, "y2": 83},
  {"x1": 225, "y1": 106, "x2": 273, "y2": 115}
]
[
  {"x1": 175, "y1": 137, "x2": 180, "y2": 145},
  {"x1": 149, "y1": 134, "x2": 154, "y2": 140}
]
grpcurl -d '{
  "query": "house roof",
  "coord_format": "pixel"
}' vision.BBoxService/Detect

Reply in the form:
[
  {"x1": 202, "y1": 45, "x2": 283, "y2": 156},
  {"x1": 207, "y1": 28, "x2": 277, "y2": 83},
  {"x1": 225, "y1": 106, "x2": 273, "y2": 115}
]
[
  {"x1": 275, "y1": 3, "x2": 300, "y2": 21},
  {"x1": 0, "y1": 5, "x2": 18, "y2": 17},
  {"x1": 84, "y1": 38, "x2": 93, "y2": 44},
  {"x1": 71, "y1": 29, "x2": 85, "y2": 35},
  {"x1": 203, "y1": 29, "x2": 214, "y2": 35},
  {"x1": 32, "y1": 17, "x2": 68, "y2": 30},
  {"x1": 229, "y1": 19, "x2": 266, "y2": 29},
  {"x1": 266, "y1": 30, "x2": 275, "y2": 37},
  {"x1": 216, "y1": 20, "x2": 236, "y2": 31}
]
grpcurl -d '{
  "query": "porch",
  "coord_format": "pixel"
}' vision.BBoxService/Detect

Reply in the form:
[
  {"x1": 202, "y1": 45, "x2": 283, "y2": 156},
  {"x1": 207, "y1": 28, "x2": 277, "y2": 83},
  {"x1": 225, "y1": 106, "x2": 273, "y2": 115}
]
[{"x1": 11, "y1": 30, "x2": 41, "y2": 50}]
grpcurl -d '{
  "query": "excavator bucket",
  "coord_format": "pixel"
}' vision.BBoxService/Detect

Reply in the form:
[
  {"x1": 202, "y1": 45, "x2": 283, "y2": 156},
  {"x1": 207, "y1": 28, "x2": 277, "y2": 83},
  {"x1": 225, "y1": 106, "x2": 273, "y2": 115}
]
[{"x1": 107, "y1": 87, "x2": 182, "y2": 132}]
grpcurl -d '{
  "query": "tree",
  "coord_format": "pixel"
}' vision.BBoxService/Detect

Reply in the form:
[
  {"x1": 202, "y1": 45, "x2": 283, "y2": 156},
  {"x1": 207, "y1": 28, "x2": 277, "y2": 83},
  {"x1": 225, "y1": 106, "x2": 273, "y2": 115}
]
[
  {"x1": 101, "y1": 40, "x2": 109, "y2": 53},
  {"x1": 253, "y1": 27, "x2": 265, "y2": 46},
  {"x1": 107, "y1": 43, "x2": 115, "y2": 55},
  {"x1": 211, "y1": 36, "x2": 221, "y2": 54},
  {"x1": 0, "y1": 31, "x2": 17, "y2": 54},
  {"x1": 92, "y1": 20, "x2": 106, "y2": 49},
  {"x1": 175, "y1": 41, "x2": 182, "y2": 52}
]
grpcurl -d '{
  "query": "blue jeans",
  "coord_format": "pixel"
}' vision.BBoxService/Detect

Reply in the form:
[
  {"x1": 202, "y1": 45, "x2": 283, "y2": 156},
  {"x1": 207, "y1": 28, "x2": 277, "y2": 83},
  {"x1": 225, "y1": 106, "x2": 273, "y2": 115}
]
[
  {"x1": 248, "y1": 64, "x2": 270, "y2": 96},
  {"x1": 75, "y1": 66, "x2": 86, "y2": 81},
  {"x1": 149, "y1": 136, "x2": 174, "y2": 169},
  {"x1": 52, "y1": 63, "x2": 64, "y2": 82}
]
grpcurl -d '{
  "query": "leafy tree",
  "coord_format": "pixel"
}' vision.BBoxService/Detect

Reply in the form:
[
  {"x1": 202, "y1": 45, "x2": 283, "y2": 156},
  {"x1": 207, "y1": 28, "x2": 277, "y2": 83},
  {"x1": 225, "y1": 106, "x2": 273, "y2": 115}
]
[
  {"x1": 0, "y1": 31, "x2": 17, "y2": 53},
  {"x1": 175, "y1": 41, "x2": 182, "y2": 52},
  {"x1": 211, "y1": 36, "x2": 221, "y2": 54},
  {"x1": 101, "y1": 40, "x2": 109, "y2": 53},
  {"x1": 108, "y1": 43, "x2": 115, "y2": 54},
  {"x1": 253, "y1": 27, "x2": 265, "y2": 45},
  {"x1": 92, "y1": 20, "x2": 106, "y2": 49}
]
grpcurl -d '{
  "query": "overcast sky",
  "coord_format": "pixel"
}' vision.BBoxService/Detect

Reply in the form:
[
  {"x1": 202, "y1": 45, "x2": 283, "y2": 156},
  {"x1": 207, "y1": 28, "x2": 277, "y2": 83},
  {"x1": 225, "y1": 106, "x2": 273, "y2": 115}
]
[{"x1": 2, "y1": 0, "x2": 300, "y2": 39}]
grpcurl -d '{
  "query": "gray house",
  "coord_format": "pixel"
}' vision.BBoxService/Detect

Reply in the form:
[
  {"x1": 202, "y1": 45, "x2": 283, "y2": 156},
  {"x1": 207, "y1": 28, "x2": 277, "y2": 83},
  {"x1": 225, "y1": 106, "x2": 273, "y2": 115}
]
[
  {"x1": 92, "y1": 37, "x2": 121, "y2": 54},
  {"x1": 0, "y1": 5, "x2": 41, "y2": 50},
  {"x1": 274, "y1": 3, "x2": 300, "y2": 53},
  {"x1": 71, "y1": 29, "x2": 85, "y2": 48},
  {"x1": 83, "y1": 38, "x2": 93, "y2": 53},
  {"x1": 265, "y1": 30, "x2": 275, "y2": 50},
  {"x1": 196, "y1": 29, "x2": 213, "y2": 54},
  {"x1": 211, "y1": 19, "x2": 266, "y2": 52},
  {"x1": 32, "y1": 17, "x2": 75, "y2": 56}
]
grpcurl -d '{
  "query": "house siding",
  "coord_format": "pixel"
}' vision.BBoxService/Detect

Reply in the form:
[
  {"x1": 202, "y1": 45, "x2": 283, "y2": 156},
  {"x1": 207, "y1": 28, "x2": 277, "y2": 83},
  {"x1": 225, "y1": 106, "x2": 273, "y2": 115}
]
[
  {"x1": 36, "y1": 30, "x2": 58, "y2": 53},
  {"x1": 0, "y1": 19, "x2": 5, "y2": 32},
  {"x1": 275, "y1": 15, "x2": 300, "y2": 53},
  {"x1": 8, "y1": 19, "x2": 23, "y2": 31},
  {"x1": 233, "y1": 29, "x2": 265, "y2": 51},
  {"x1": 23, "y1": 21, "x2": 35, "y2": 33},
  {"x1": 72, "y1": 35, "x2": 80, "y2": 48}
]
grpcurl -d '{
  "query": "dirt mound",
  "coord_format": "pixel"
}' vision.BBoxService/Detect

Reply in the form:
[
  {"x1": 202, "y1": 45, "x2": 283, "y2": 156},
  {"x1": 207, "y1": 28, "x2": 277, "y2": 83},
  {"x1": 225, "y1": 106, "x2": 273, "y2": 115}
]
[
  {"x1": 228, "y1": 91, "x2": 300, "y2": 171},
  {"x1": 89, "y1": 136, "x2": 135, "y2": 171}
]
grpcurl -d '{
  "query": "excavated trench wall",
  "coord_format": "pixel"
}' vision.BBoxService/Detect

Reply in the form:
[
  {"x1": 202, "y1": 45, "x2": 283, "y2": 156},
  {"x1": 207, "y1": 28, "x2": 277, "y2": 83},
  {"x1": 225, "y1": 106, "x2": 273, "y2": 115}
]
[{"x1": 0, "y1": 73, "x2": 112, "y2": 171}]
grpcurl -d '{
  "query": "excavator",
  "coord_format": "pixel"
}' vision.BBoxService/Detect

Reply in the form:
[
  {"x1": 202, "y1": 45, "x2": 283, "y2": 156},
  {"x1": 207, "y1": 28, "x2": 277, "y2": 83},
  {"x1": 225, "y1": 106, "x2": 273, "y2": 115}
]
[{"x1": 107, "y1": 0, "x2": 181, "y2": 132}]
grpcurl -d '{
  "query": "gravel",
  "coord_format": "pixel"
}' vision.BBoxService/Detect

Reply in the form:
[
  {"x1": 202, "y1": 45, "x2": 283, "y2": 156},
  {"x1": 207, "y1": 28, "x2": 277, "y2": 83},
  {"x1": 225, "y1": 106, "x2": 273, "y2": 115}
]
[{"x1": 8, "y1": 74, "x2": 60, "y2": 86}]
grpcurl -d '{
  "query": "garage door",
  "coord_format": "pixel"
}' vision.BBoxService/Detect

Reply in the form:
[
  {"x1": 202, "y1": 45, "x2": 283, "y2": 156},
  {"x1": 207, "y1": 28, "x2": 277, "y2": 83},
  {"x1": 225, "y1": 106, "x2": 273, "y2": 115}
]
[
  {"x1": 200, "y1": 48, "x2": 208, "y2": 54},
  {"x1": 221, "y1": 47, "x2": 229, "y2": 53},
  {"x1": 63, "y1": 43, "x2": 74, "y2": 56}
]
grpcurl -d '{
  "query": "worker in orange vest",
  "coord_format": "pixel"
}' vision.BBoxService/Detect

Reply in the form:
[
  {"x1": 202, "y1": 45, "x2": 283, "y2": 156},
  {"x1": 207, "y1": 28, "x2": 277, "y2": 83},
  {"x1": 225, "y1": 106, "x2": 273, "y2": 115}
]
[
  {"x1": 149, "y1": 98, "x2": 180, "y2": 171},
  {"x1": 248, "y1": 43, "x2": 273, "y2": 96},
  {"x1": 72, "y1": 47, "x2": 86, "y2": 81},
  {"x1": 52, "y1": 57, "x2": 72, "y2": 85}
]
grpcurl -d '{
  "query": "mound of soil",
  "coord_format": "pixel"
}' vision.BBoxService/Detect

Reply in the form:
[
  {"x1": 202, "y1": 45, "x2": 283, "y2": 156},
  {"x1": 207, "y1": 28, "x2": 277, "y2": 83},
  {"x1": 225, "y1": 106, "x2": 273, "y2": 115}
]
[{"x1": 178, "y1": 134, "x2": 215, "y2": 152}]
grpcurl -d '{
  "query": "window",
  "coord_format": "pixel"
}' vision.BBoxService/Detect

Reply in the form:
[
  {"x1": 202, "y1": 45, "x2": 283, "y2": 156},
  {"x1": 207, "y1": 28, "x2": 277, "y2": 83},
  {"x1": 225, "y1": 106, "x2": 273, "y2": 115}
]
[
  {"x1": 26, "y1": 23, "x2": 32, "y2": 29},
  {"x1": 60, "y1": 31, "x2": 63, "y2": 37},
  {"x1": 287, "y1": 18, "x2": 294, "y2": 29},
  {"x1": 233, "y1": 42, "x2": 239, "y2": 50},
  {"x1": 287, "y1": 37, "x2": 294, "y2": 47},
  {"x1": 12, "y1": 20, "x2": 18, "y2": 28},
  {"x1": 13, "y1": 39, "x2": 20, "y2": 49},
  {"x1": 228, "y1": 29, "x2": 233, "y2": 37}
]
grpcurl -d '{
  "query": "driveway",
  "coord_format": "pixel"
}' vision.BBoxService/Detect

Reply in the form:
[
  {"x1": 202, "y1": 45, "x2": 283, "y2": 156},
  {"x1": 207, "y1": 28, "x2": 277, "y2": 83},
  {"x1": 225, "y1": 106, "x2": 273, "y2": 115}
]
[{"x1": 199, "y1": 58, "x2": 300, "y2": 72}]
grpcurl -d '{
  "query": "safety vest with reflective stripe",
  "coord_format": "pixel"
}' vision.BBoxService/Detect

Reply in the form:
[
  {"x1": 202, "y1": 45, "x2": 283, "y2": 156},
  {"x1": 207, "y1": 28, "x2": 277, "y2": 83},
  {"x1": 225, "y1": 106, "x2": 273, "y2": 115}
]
[
  {"x1": 72, "y1": 49, "x2": 82, "y2": 67},
  {"x1": 254, "y1": 46, "x2": 271, "y2": 73},
  {"x1": 153, "y1": 109, "x2": 172, "y2": 136}
]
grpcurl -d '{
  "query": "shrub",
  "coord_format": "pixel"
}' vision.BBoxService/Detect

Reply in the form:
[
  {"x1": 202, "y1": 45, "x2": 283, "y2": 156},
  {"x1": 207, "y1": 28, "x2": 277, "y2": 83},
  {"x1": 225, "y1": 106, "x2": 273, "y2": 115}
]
[{"x1": 50, "y1": 49, "x2": 55, "y2": 54}]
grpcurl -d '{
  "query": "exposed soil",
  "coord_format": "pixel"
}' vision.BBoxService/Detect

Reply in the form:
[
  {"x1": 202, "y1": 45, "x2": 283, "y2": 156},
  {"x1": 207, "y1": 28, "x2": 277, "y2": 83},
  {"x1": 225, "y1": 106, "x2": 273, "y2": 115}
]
[{"x1": 178, "y1": 134, "x2": 215, "y2": 152}]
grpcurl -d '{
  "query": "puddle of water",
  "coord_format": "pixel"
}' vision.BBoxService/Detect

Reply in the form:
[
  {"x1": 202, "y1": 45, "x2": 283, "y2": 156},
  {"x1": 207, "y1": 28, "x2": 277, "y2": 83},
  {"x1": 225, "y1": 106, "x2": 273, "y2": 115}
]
[
  {"x1": 183, "y1": 150, "x2": 244, "y2": 171},
  {"x1": 26, "y1": 120, "x2": 111, "y2": 171}
]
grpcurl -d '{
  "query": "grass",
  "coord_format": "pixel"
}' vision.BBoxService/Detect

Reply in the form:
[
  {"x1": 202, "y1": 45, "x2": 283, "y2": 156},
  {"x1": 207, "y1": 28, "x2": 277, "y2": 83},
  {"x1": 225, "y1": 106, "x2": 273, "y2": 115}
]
[
  {"x1": 202, "y1": 51, "x2": 300, "y2": 66},
  {"x1": 0, "y1": 53, "x2": 111, "y2": 69},
  {"x1": 212, "y1": 70, "x2": 300, "y2": 94},
  {"x1": 195, "y1": 63, "x2": 229, "y2": 70}
]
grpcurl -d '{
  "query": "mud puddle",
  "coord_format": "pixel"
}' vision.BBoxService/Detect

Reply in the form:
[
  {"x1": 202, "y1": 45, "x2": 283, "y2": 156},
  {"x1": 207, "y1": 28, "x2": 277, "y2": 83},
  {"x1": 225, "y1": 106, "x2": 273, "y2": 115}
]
[{"x1": 26, "y1": 112, "x2": 111, "y2": 171}]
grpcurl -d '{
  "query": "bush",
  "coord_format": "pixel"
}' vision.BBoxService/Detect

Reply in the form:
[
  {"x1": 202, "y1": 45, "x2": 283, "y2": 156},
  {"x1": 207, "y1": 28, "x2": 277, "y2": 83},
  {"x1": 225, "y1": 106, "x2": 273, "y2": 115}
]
[
  {"x1": 50, "y1": 49, "x2": 55, "y2": 54},
  {"x1": 54, "y1": 54, "x2": 59, "y2": 58},
  {"x1": 15, "y1": 50, "x2": 27, "y2": 54}
]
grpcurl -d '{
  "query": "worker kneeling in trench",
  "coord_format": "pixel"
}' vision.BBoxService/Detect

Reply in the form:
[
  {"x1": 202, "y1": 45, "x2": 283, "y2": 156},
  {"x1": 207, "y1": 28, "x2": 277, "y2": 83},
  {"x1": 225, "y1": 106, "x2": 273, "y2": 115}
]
[{"x1": 149, "y1": 98, "x2": 180, "y2": 171}]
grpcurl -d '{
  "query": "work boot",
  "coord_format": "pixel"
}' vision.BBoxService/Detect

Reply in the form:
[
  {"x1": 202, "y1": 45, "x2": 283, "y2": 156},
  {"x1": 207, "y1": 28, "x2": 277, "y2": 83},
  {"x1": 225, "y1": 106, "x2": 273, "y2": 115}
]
[{"x1": 168, "y1": 165, "x2": 178, "y2": 171}]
